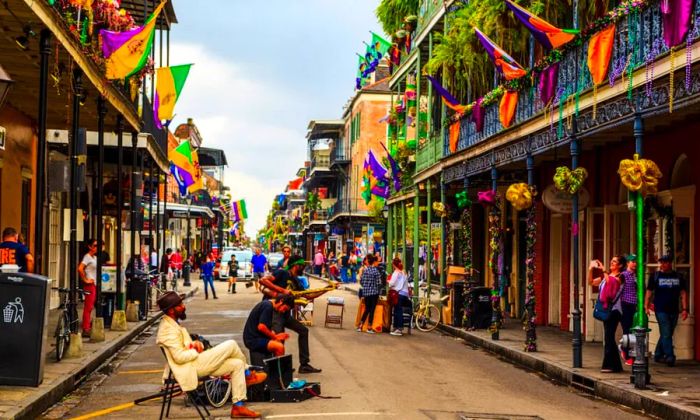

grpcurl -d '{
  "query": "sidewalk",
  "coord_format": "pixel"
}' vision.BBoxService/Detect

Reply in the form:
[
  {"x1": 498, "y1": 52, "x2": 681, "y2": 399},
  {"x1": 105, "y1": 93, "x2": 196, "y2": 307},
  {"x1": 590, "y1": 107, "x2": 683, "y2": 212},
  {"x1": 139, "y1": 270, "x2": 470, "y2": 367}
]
[
  {"x1": 308, "y1": 273, "x2": 700, "y2": 419},
  {"x1": 0, "y1": 279, "x2": 198, "y2": 420}
]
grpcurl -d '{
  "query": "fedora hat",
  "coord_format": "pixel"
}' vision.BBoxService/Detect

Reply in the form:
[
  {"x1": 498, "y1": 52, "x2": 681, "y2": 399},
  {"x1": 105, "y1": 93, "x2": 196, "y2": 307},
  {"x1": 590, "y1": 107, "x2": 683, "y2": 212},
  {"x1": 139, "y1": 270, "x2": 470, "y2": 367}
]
[{"x1": 157, "y1": 291, "x2": 186, "y2": 312}]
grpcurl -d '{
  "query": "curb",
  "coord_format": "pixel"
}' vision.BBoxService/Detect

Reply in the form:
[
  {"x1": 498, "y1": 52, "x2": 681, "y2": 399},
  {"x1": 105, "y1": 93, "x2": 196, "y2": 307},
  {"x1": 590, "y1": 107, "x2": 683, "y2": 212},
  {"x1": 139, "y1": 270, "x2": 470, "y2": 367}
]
[
  {"x1": 2, "y1": 287, "x2": 199, "y2": 420},
  {"x1": 437, "y1": 323, "x2": 698, "y2": 420}
]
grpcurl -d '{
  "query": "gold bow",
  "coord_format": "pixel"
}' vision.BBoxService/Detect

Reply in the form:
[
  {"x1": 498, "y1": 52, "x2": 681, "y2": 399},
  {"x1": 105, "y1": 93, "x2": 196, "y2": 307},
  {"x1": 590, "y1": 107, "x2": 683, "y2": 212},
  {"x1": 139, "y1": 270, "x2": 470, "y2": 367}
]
[
  {"x1": 506, "y1": 183, "x2": 534, "y2": 211},
  {"x1": 618, "y1": 155, "x2": 662, "y2": 196},
  {"x1": 432, "y1": 202, "x2": 447, "y2": 217},
  {"x1": 553, "y1": 166, "x2": 588, "y2": 194}
]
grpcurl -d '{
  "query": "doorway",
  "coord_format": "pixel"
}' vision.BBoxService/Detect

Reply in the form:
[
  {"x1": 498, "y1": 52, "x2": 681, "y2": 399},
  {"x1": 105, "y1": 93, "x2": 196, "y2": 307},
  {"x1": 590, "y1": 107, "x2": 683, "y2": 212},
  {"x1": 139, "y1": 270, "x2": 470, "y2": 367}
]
[{"x1": 548, "y1": 214, "x2": 562, "y2": 326}]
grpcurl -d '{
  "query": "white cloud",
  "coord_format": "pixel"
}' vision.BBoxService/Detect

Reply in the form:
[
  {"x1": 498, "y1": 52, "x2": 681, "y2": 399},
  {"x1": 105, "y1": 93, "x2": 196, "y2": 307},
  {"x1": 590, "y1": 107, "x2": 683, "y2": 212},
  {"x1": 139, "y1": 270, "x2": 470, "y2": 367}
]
[{"x1": 169, "y1": 43, "x2": 308, "y2": 233}]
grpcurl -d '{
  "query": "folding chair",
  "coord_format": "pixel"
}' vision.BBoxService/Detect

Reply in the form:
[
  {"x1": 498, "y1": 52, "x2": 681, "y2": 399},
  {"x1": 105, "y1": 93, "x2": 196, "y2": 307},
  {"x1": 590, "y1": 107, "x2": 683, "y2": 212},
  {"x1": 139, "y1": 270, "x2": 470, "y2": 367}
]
[
  {"x1": 325, "y1": 296, "x2": 345, "y2": 328},
  {"x1": 151, "y1": 347, "x2": 211, "y2": 420},
  {"x1": 294, "y1": 301, "x2": 314, "y2": 326}
]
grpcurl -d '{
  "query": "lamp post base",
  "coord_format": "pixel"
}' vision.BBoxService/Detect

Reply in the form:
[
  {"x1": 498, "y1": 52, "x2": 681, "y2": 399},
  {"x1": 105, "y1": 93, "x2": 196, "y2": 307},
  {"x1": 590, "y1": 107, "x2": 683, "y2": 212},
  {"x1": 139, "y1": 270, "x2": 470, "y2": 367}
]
[
  {"x1": 630, "y1": 326, "x2": 651, "y2": 389},
  {"x1": 572, "y1": 308, "x2": 583, "y2": 368}
]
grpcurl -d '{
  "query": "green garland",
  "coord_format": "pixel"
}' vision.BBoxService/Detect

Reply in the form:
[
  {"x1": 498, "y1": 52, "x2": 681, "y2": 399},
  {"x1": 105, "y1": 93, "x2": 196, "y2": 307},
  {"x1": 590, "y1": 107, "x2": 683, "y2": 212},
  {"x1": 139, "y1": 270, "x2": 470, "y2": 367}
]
[
  {"x1": 488, "y1": 206, "x2": 502, "y2": 336},
  {"x1": 460, "y1": 206, "x2": 473, "y2": 328},
  {"x1": 523, "y1": 199, "x2": 537, "y2": 351}
]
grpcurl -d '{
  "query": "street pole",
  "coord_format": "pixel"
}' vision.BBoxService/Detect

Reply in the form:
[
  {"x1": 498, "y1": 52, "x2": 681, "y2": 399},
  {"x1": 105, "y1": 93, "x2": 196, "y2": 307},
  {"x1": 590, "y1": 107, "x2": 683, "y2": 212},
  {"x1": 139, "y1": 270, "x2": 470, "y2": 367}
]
[
  {"x1": 440, "y1": 176, "x2": 446, "y2": 301},
  {"x1": 149, "y1": 159, "x2": 154, "y2": 262},
  {"x1": 34, "y1": 29, "x2": 51, "y2": 275},
  {"x1": 413, "y1": 192, "x2": 420, "y2": 305},
  {"x1": 96, "y1": 96, "x2": 106, "y2": 318},
  {"x1": 68, "y1": 69, "x2": 82, "y2": 333},
  {"x1": 116, "y1": 116, "x2": 124, "y2": 310},
  {"x1": 490, "y1": 165, "x2": 501, "y2": 340},
  {"x1": 525, "y1": 152, "x2": 537, "y2": 351},
  {"x1": 427, "y1": 179, "x2": 432, "y2": 291},
  {"x1": 632, "y1": 96, "x2": 650, "y2": 388},
  {"x1": 571, "y1": 132, "x2": 583, "y2": 368},
  {"x1": 130, "y1": 132, "x2": 138, "y2": 276},
  {"x1": 184, "y1": 196, "x2": 192, "y2": 286}
]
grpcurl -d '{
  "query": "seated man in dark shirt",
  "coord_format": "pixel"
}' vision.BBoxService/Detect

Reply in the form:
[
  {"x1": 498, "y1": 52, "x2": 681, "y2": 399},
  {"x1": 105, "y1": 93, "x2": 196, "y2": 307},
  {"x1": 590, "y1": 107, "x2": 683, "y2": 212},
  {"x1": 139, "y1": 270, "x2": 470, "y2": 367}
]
[
  {"x1": 243, "y1": 294, "x2": 295, "y2": 357},
  {"x1": 259, "y1": 256, "x2": 321, "y2": 374}
]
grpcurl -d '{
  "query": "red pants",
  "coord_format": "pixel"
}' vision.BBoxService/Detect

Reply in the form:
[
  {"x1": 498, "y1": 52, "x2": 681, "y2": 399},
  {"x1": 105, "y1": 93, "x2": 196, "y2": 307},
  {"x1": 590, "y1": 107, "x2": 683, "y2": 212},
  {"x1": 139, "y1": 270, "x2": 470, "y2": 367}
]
[{"x1": 82, "y1": 283, "x2": 96, "y2": 333}]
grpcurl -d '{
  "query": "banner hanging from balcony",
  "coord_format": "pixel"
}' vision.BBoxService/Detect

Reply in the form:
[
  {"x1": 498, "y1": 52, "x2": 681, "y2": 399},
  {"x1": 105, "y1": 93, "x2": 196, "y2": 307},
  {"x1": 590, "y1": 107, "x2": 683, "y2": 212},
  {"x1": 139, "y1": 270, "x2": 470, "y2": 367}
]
[
  {"x1": 380, "y1": 143, "x2": 401, "y2": 192},
  {"x1": 168, "y1": 139, "x2": 202, "y2": 196},
  {"x1": 426, "y1": 75, "x2": 469, "y2": 114},
  {"x1": 474, "y1": 28, "x2": 527, "y2": 81},
  {"x1": 231, "y1": 199, "x2": 248, "y2": 222},
  {"x1": 449, "y1": 121, "x2": 460, "y2": 153},
  {"x1": 362, "y1": 151, "x2": 390, "y2": 203},
  {"x1": 288, "y1": 177, "x2": 303, "y2": 191},
  {"x1": 100, "y1": 1, "x2": 166, "y2": 79},
  {"x1": 587, "y1": 24, "x2": 615, "y2": 118},
  {"x1": 154, "y1": 64, "x2": 192, "y2": 129},
  {"x1": 661, "y1": 0, "x2": 696, "y2": 48},
  {"x1": 505, "y1": 0, "x2": 577, "y2": 50},
  {"x1": 539, "y1": 63, "x2": 559, "y2": 106},
  {"x1": 499, "y1": 90, "x2": 518, "y2": 128}
]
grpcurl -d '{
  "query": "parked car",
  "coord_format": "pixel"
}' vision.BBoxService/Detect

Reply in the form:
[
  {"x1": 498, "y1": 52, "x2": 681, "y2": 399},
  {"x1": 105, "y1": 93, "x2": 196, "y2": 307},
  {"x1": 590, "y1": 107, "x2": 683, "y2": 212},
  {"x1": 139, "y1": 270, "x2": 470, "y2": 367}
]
[
  {"x1": 266, "y1": 253, "x2": 284, "y2": 271},
  {"x1": 219, "y1": 249, "x2": 254, "y2": 281}
]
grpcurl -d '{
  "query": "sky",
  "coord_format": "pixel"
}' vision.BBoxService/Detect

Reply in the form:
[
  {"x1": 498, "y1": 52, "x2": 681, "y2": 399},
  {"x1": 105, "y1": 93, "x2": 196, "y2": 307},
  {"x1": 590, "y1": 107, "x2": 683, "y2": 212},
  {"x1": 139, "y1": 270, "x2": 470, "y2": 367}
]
[{"x1": 168, "y1": 1, "x2": 384, "y2": 236}]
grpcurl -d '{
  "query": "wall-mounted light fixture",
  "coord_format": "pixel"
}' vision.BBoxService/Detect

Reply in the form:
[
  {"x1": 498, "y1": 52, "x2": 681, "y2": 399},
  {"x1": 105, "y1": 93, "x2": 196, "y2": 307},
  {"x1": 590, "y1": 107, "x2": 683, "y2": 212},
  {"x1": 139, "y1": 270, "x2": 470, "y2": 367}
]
[{"x1": 0, "y1": 64, "x2": 15, "y2": 109}]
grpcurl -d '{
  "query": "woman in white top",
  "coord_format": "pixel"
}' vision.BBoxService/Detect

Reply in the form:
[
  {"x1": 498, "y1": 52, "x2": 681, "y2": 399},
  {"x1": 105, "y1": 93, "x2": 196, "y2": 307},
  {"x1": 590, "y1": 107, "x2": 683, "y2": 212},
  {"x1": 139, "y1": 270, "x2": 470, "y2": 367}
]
[
  {"x1": 388, "y1": 257, "x2": 410, "y2": 336},
  {"x1": 77, "y1": 239, "x2": 98, "y2": 336}
]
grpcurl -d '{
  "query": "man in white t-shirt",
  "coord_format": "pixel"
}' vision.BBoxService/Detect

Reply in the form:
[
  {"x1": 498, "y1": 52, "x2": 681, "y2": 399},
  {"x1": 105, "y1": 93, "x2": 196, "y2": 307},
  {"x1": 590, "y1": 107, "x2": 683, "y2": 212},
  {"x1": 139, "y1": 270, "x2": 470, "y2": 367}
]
[{"x1": 78, "y1": 239, "x2": 98, "y2": 336}]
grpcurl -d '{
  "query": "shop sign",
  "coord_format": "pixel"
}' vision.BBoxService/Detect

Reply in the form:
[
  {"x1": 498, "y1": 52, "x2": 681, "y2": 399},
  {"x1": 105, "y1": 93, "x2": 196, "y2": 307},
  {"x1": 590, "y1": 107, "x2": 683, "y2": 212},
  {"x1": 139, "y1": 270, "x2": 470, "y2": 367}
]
[
  {"x1": 0, "y1": 126, "x2": 5, "y2": 150},
  {"x1": 541, "y1": 184, "x2": 590, "y2": 213}
]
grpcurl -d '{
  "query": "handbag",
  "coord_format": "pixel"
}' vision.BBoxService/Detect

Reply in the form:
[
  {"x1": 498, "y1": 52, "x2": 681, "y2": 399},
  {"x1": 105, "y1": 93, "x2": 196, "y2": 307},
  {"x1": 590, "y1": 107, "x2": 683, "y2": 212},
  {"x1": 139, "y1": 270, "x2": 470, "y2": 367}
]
[
  {"x1": 388, "y1": 289, "x2": 399, "y2": 306},
  {"x1": 593, "y1": 278, "x2": 622, "y2": 322}
]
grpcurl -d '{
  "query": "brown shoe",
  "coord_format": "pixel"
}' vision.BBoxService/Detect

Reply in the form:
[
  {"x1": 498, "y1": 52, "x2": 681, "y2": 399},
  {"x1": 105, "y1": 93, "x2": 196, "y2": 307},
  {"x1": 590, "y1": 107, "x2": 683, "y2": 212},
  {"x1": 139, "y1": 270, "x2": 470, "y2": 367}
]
[
  {"x1": 231, "y1": 404, "x2": 260, "y2": 418},
  {"x1": 245, "y1": 371, "x2": 267, "y2": 387}
]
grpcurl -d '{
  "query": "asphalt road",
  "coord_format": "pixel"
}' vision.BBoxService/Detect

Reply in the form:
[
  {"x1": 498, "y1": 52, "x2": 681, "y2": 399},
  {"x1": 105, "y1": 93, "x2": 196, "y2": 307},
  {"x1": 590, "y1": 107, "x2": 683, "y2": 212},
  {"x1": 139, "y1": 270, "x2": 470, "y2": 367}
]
[{"x1": 41, "y1": 278, "x2": 648, "y2": 420}]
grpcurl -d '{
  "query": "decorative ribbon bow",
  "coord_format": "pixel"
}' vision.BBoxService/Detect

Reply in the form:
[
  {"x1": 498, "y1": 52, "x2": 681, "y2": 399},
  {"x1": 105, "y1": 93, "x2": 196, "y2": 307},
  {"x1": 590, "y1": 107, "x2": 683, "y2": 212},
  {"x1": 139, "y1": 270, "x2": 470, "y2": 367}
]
[
  {"x1": 456, "y1": 191, "x2": 472, "y2": 209},
  {"x1": 432, "y1": 202, "x2": 448, "y2": 217},
  {"x1": 618, "y1": 155, "x2": 662, "y2": 196},
  {"x1": 553, "y1": 166, "x2": 588, "y2": 194},
  {"x1": 478, "y1": 190, "x2": 497, "y2": 206},
  {"x1": 506, "y1": 183, "x2": 534, "y2": 211}
]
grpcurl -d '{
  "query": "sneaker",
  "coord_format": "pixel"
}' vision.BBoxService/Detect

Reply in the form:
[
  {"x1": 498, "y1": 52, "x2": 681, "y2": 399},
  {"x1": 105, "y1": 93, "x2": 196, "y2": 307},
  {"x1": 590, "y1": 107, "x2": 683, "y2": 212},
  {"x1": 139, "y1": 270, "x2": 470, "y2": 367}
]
[
  {"x1": 298, "y1": 364, "x2": 322, "y2": 374},
  {"x1": 625, "y1": 358, "x2": 634, "y2": 366},
  {"x1": 667, "y1": 356, "x2": 676, "y2": 367},
  {"x1": 619, "y1": 348, "x2": 628, "y2": 361},
  {"x1": 390, "y1": 329, "x2": 403, "y2": 336},
  {"x1": 245, "y1": 371, "x2": 267, "y2": 387},
  {"x1": 356, "y1": 327, "x2": 362, "y2": 332},
  {"x1": 231, "y1": 404, "x2": 261, "y2": 418},
  {"x1": 654, "y1": 355, "x2": 667, "y2": 363},
  {"x1": 366, "y1": 329, "x2": 375, "y2": 334}
]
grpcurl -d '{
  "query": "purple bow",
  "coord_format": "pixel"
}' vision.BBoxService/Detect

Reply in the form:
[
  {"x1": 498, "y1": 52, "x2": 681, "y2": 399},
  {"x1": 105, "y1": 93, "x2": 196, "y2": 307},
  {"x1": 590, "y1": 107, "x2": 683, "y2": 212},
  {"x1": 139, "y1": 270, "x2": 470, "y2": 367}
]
[{"x1": 478, "y1": 190, "x2": 496, "y2": 205}]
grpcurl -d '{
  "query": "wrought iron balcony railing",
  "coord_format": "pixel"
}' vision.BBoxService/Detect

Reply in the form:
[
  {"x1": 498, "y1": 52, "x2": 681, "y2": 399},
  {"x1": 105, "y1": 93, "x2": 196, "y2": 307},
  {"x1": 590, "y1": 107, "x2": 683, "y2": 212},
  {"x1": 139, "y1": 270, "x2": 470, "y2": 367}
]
[
  {"x1": 443, "y1": 0, "x2": 700, "y2": 158},
  {"x1": 416, "y1": 135, "x2": 443, "y2": 173}
]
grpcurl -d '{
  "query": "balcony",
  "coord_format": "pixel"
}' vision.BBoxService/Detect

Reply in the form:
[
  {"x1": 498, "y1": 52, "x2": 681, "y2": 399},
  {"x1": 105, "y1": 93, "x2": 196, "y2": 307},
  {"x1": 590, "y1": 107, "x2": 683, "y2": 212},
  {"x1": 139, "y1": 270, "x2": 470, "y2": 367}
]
[
  {"x1": 330, "y1": 144, "x2": 351, "y2": 168},
  {"x1": 415, "y1": 0, "x2": 445, "y2": 42},
  {"x1": 416, "y1": 136, "x2": 443, "y2": 174},
  {"x1": 443, "y1": 0, "x2": 700, "y2": 161}
]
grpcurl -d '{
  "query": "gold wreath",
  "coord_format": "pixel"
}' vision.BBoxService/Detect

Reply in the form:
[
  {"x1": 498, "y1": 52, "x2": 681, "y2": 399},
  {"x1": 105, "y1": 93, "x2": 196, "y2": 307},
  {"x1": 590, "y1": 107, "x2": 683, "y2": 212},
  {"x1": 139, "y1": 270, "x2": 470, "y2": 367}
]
[
  {"x1": 506, "y1": 183, "x2": 534, "y2": 211},
  {"x1": 618, "y1": 156, "x2": 662, "y2": 196},
  {"x1": 553, "y1": 167, "x2": 588, "y2": 194}
]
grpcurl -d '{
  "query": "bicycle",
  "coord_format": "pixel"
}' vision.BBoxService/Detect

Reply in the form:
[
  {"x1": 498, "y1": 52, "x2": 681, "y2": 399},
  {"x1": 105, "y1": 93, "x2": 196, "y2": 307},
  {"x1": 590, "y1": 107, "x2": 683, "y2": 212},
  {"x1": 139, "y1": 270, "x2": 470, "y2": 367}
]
[
  {"x1": 412, "y1": 285, "x2": 441, "y2": 332},
  {"x1": 53, "y1": 287, "x2": 88, "y2": 361}
]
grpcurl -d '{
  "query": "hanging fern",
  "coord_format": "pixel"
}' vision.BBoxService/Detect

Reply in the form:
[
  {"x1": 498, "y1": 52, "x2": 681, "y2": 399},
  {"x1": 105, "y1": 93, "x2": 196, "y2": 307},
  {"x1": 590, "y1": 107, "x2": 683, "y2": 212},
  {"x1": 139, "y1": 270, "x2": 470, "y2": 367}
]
[{"x1": 376, "y1": 0, "x2": 420, "y2": 35}]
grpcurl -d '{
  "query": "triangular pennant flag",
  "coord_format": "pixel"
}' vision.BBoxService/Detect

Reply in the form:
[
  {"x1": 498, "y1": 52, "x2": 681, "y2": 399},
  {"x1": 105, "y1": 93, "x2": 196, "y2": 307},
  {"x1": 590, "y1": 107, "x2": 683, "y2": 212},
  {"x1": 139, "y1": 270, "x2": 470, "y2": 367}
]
[
  {"x1": 505, "y1": 0, "x2": 577, "y2": 50},
  {"x1": 474, "y1": 27, "x2": 527, "y2": 81}
]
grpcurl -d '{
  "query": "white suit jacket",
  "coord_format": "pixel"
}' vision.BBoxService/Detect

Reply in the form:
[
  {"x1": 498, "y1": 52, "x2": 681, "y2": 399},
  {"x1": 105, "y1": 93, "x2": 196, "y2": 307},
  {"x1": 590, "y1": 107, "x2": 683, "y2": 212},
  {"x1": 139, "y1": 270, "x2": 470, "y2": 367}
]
[{"x1": 156, "y1": 315, "x2": 200, "y2": 391}]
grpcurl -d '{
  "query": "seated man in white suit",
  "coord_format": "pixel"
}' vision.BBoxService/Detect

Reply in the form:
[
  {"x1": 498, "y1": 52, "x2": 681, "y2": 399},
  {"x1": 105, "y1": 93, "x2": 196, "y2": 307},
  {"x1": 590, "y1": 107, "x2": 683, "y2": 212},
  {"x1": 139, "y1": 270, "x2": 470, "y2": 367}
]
[{"x1": 156, "y1": 291, "x2": 265, "y2": 418}]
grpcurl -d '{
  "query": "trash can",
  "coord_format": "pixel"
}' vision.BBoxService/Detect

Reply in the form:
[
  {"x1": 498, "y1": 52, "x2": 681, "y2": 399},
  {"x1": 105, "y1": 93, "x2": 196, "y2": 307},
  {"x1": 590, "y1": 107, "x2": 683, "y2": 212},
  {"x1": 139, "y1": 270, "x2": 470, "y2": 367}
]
[
  {"x1": 102, "y1": 292, "x2": 116, "y2": 328},
  {"x1": 466, "y1": 286, "x2": 493, "y2": 330},
  {"x1": 183, "y1": 261, "x2": 191, "y2": 286},
  {"x1": 0, "y1": 272, "x2": 51, "y2": 386},
  {"x1": 127, "y1": 278, "x2": 148, "y2": 320},
  {"x1": 451, "y1": 281, "x2": 467, "y2": 327}
]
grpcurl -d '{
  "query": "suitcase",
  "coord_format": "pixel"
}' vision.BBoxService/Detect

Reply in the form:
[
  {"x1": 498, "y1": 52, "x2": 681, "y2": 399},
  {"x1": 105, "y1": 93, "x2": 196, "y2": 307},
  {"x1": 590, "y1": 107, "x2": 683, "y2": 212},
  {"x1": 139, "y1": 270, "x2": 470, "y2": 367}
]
[{"x1": 263, "y1": 354, "x2": 321, "y2": 403}]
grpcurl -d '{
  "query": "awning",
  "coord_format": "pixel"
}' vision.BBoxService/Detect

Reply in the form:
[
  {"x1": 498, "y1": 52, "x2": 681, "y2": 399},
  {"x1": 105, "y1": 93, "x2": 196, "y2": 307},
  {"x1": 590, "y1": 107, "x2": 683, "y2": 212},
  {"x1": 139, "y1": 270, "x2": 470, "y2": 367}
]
[{"x1": 152, "y1": 202, "x2": 215, "y2": 219}]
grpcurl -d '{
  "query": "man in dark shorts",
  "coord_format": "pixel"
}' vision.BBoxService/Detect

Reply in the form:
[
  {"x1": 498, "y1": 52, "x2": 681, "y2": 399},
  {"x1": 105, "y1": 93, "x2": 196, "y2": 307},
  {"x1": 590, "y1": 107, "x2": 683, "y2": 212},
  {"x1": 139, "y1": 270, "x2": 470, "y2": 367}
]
[
  {"x1": 0, "y1": 227, "x2": 34, "y2": 272},
  {"x1": 259, "y1": 256, "x2": 321, "y2": 374},
  {"x1": 243, "y1": 294, "x2": 295, "y2": 357}
]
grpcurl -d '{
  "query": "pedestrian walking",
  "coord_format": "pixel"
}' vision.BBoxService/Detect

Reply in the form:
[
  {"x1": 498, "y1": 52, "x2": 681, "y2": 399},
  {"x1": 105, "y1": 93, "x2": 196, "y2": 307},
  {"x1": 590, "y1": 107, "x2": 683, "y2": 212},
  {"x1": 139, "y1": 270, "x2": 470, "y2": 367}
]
[
  {"x1": 349, "y1": 252, "x2": 358, "y2": 282},
  {"x1": 589, "y1": 256, "x2": 625, "y2": 373},
  {"x1": 201, "y1": 256, "x2": 218, "y2": 300},
  {"x1": 645, "y1": 255, "x2": 689, "y2": 367},
  {"x1": 358, "y1": 254, "x2": 382, "y2": 334},
  {"x1": 150, "y1": 247, "x2": 159, "y2": 271},
  {"x1": 171, "y1": 248, "x2": 183, "y2": 279},
  {"x1": 388, "y1": 257, "x2": 410, "y2": 336},
  {"x1": 340, "y1": 251, "x2": 350, "y2": 283},
  {"x1": 0, "y1": 227, "x2": 34, "y2": 272},
  {"x1": 313, "y1": 249, "x2": 325, "y2": 276},
  {"x1": 160, "y1": 248, "x2": 173, "y2": 289},
  {"x1": 251, "y1": 248, "x2": 267, "y2": 292},
  {"x1": 155, "y1": 291, "x2": 265, "y2": 418},
  {"x1": 77, "y1": 239, "x2": 98, "y2": 336},
  {"x1": 228, "y1": 255, "x2": 239, "y2": 293}
]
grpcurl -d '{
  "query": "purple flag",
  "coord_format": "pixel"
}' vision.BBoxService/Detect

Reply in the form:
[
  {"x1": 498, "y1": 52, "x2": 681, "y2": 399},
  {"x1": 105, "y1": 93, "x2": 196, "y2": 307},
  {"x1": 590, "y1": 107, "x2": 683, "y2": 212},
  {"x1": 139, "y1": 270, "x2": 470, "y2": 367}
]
[
  {"x1": 539, "y1": 63, "x2": 559, "y2": 106},
  {"x1": 367, "y1": 150, "x2": 388, "y2": 180},
  {"x1": 661, "y1": 0, "x2": 695, "y2": 48},
  {"x1": 380, "y1": 143, "x2": 402, "y2": 192},
  {"x1": 471, "y1": 98, "x2": 485, "y2": 132}
]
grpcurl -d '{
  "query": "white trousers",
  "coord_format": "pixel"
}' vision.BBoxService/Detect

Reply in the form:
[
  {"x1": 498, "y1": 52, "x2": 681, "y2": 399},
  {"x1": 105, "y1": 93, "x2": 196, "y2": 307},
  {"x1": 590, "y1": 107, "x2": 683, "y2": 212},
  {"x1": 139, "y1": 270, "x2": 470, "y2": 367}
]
[{"x1": 194, "y1": 340, "x2": 248, "y2": 403}]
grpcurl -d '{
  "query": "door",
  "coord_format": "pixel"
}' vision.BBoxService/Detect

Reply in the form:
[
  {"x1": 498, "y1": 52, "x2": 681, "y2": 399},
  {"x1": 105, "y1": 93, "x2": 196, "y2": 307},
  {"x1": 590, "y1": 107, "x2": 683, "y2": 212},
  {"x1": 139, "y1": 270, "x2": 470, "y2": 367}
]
[
  {"x1": 585, "y1": 207, "x2": 604, "y2": 342},
  {"x1": 548, "y1": 214, "x2": 563, "y2": 326}
]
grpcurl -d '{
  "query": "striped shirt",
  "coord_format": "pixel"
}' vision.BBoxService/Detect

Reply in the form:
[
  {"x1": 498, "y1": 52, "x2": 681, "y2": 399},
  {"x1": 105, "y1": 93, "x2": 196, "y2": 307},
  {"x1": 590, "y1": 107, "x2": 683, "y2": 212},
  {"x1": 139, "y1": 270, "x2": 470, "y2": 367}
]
[
  {"x1": 360, "y1": 266, "x2": 382, "y2": 297},
  {"x1": 620, "y1": 270, "x2": 637, "y2": 304}
]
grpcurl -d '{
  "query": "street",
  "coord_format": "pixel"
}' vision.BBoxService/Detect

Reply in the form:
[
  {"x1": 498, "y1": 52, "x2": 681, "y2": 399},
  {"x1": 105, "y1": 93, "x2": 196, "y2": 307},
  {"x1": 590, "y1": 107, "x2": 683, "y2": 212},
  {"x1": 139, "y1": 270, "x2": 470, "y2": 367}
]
[{"x1": 41, "y1": 278, "x2": 646, "y2": 420}]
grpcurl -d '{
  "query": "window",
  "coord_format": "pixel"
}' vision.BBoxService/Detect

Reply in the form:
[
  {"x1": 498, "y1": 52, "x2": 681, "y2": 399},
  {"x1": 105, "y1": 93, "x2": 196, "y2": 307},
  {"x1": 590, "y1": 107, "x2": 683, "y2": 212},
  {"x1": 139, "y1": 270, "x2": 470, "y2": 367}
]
[{"x1": 21, "y1": 178, "x2": 31, "y2": 243}]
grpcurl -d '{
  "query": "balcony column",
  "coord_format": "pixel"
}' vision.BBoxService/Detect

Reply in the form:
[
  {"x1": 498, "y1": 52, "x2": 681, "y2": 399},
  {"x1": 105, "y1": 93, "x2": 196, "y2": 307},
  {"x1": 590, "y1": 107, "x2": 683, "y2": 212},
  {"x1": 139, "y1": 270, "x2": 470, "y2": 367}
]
[
  {"x1": 387, "y1": 205, "x2": 393, "y2": 265},
  {"x1": 490, "y1": 165, "x2": 501, "y2": 340},
  {"x1": 155, "y1": 168, "x2": 160, "y2": 268},
  {"x1": 440, "y1": 175, "x2": 446, "y2": 299},
  {"x1": 68, "y1": 69, "x2": 83, "y2": 332},
  {"x1": 115, "y1": 116, "x2": 124, "y2": 311},
  {"x1": 426, "y1": 179, "x2": 432, "y2": 289},
  {"x1": 162, "y1": 164, "x2": 169, "y2": 259},
  {"x1": 571, "y1": 131, "x2": 583, "y2": 368},
  {"x1": 130, "y1": 132, "x2": 138, "y2": 277},
  {"x1": 524, "y1": 152, "x2": 537, "y2": 352},
  {"x1": 34, "y1": 29, "x2": 51, "y2": 274},
  {"x1": 401, "y1": 201, "x2": 407, "y2": 264},
  {"x1": 149, "y1": 158, "x2": 154, "y2": 260},
  {"x1": 96, "y1": 96, "x2": 107, "y2": 319},
  {"x1": 412, "y1": 191, "x2": 420, "y2": 305}
]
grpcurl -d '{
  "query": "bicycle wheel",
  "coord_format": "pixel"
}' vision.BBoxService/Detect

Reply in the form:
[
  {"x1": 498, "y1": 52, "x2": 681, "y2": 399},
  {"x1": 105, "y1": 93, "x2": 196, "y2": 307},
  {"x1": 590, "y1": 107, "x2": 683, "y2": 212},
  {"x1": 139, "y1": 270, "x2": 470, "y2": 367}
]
[
  {"x1": 415, "y1": 305, "x2": 440, "y2": 332},
  {"x1": 55, "y1": 313, "x2": 69, "y2": 361},
  {"x1": 204, "y1": 377, "x2": 231, "y2": 408}
]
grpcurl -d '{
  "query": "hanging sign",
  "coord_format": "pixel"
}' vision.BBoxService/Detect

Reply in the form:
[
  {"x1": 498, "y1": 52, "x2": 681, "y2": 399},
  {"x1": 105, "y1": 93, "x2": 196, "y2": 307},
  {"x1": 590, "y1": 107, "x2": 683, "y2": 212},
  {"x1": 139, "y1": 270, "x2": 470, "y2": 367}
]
[
  {"x1": 0, "y1": 126, "x2": 5, "y2": 150},
  {"x1": 542, "y1": 184, "x2": 590, "y2": 213}
]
